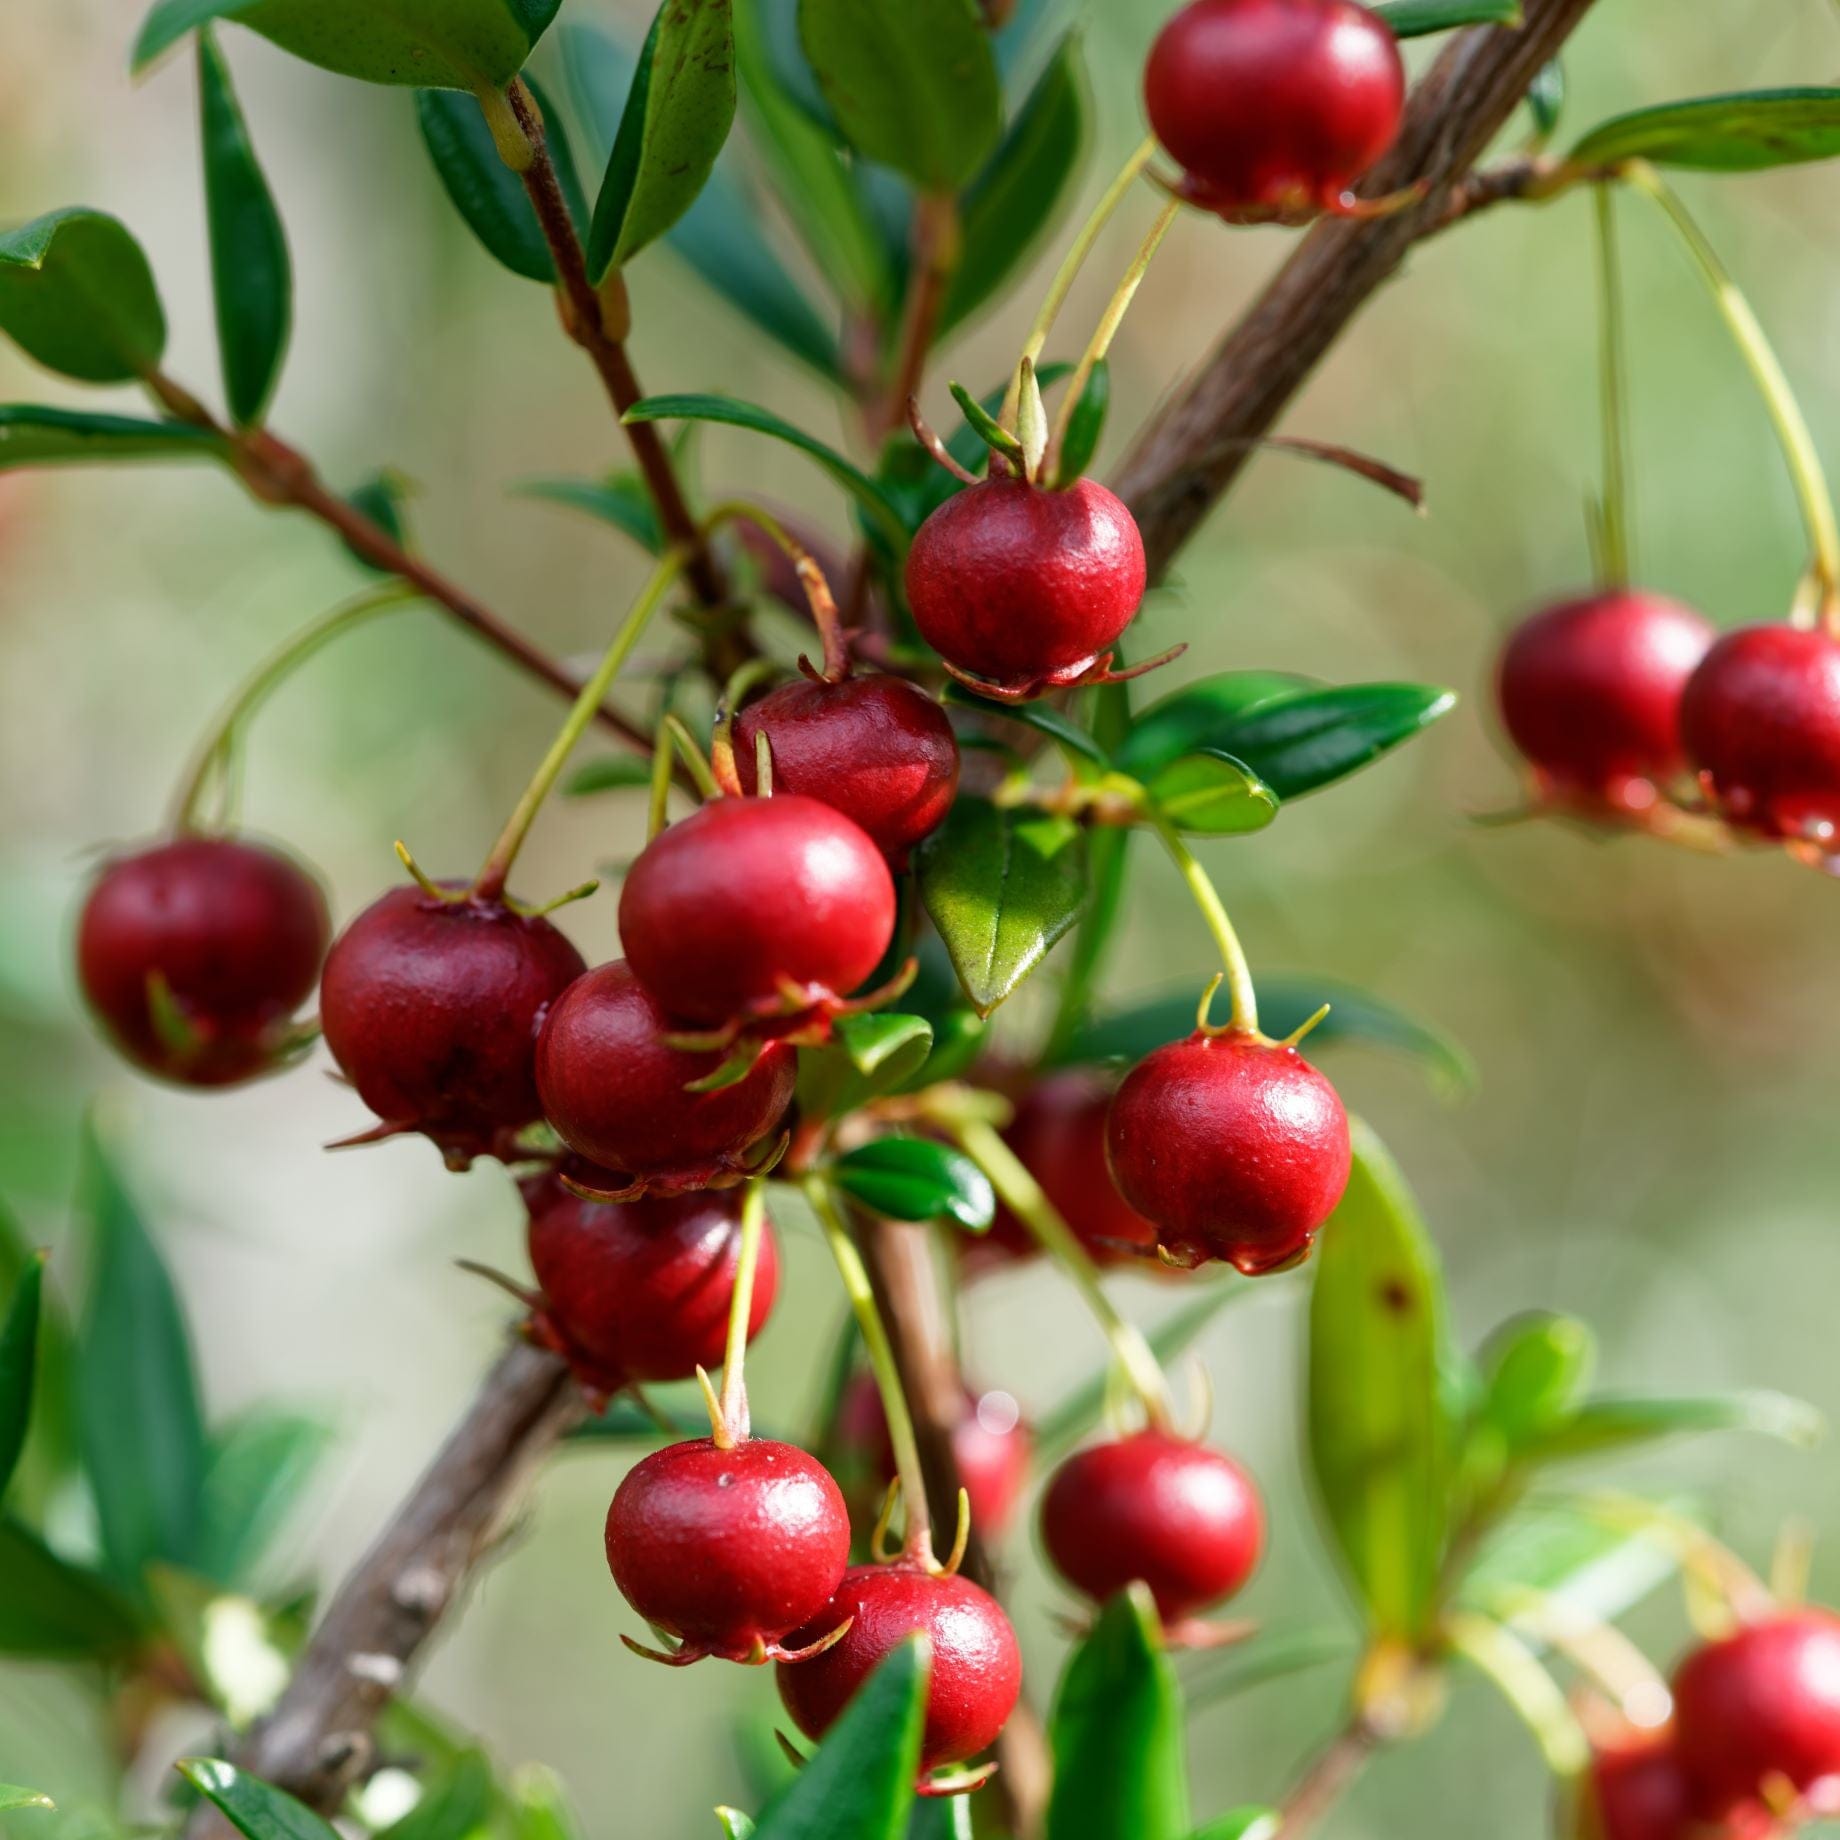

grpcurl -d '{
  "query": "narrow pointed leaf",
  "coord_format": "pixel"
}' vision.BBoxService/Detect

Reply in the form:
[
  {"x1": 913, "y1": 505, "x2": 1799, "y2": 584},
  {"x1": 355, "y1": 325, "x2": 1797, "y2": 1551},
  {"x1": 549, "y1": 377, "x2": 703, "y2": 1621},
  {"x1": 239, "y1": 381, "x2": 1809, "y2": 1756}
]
[
  {"x1": 832, "y1": 1139, "x2": 995, "y2": 1231},
  {"x1": 177, "y1": 1761, "x2": 343, "y2": 1840},
  {"x1": 193, "y1": 1408, "x2": 333, "y2": 1586},
  {"x1": 0, "y1": 407, "x2": 225, "y2": 471},
  {"x1": 1526, "y1": 59, "x2": 1565, "y2": 143},
  {"x1": 716, "y1": 1816, "x2": 755, "y2": 1840},
  {"x1": 0, "y1": 1207, "x2": 76, "y2": 1519},
  {"x1": 517, "y1": 473, "x2": 663, "y2": 552},
  {"x1": 944, "y1": 685, "x2": 1107, "y2": 764},
  {"x1": 0, "y1": 1255, "x2": 44, "y2": 1501},
  {"x1": 565, "y1": 755, "x2": 655, "y2": 796},
  {"x1": 1459, "y1": 1497, "x2": 1688, "y2": 1627},
  {"x1": 1119, "y1": 672, "x2": 1313, "y2": 776},
  {"x1": 375, "y1": 1752, "x2": 494, "y2": 1840},
  {"x1": 0, "y1": 210, "x2": 165, "y2": 383},
  {"x1": 0, "y1": 1789, "x2": 53, "y2": 1814},
  {"x1": 1056, "y1": 355, "x2": 1110, "y2": 485},
  {"x1": 0, "y1": 1516, "x2": 141, "y2": 1658},
  {"x1": 1569, "y1": 89, "x2": 1840, "y2": 172},
  {"x1": 1477, "y1": 1314, "x2": 1595, "y2": 1452},
  {"x1": 1145, "y1": 750, "x2": 1280, "y2": 836},
  {"x1": 1372, "y1": 0, "x2": 1521, "y2": 33},
  {"x1": 1188, "y1": 1816, "x2": 1279, "y2": 1840},
  {"x1": 1522, "y1": 1391, "x2": 1823, "y2": 1465}
]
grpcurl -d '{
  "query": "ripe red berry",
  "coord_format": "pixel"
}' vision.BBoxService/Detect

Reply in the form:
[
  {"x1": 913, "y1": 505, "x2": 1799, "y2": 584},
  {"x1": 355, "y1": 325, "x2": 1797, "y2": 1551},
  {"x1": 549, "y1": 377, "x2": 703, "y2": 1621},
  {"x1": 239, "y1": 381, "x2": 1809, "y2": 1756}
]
[
  {"x1": 320, "y1": 884, "x2": 585, "y2": 1162},
  {"x1": 1577, "y1": 1733, "x2": 1696, "y2": 1840},
  {"x1": 1105, "y1": 1030, "x2": 1351, "y2": 1274},
  {"x1": 1144, "y1": 0, "x2": 1407, "y2": 223},
  {"x1": 534, "y1": 960, "x2": 795, "y2": 1189},
  {"x1": 1680, "y1": 625, "x2": 1840, "y2": 846},
  {"x1": 777, "y1": 1562, "x2": 1023, "y2": 1773},
  {"x1": 1040, "y1": 1430, "x2": 1264, "y2": 1624},
  {"x1": 77, "y1": 836, "x2": 329, "y2": 1087},
  {"x1": 524, "y1": 1178, "x2": 779, "y2": 1393},
  {"x1": 605, "y1": 1437, "x2": 851, "y2": 1664},
  {"x1": 905, "y1": 478, "x2": 1146, "y2": 697},
  {"x1": 618, "y1": 795, "x2": 896, "y2": 1029},
  {"x1": 1497, "y1": 592, "x2": 1715, "y2": 812},
  {"x1": 732, "y1": 675, "x2": 960, "y2": 865}
]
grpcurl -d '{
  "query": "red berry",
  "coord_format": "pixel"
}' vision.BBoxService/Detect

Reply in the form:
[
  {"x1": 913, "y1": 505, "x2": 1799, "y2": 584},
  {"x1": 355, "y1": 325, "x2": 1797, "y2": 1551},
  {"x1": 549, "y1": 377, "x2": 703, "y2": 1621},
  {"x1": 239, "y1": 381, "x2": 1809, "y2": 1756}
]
[
  {"x1": 618, "y1": 796, "x2": 896, "y2": 1028},
  {"x1": 77, "y1": 836, "x2": 329, "y2": 1087},
  {"x1": 320, "y1": 884, "x2": 585, "y2": 1162},
  {"x1": 1105, "y1": 1030, "x2": 1351, "y2": 1274},
  {"x1": 732, "y1": 675, "x2": 960, "y2": 864},
  {"x1": 1040, "y1": 1430, "x2": 1264, "y2": 1624},
  {"x1": 905, "y1": 478, "x2": 1146, "y2": 695},
  {"x1": 1577, "y1": 1733, "x2": 1696, "y2": 1840},
  {"x1": 524, "y1": 1178, "x2": 779, "y2": 1391},
  {"x1": 1680, "y1": 625, "x2": 1840, "y2": 845},
  {"x1": 777, "y1": 1562, "x2": 1023, "y2": 1773},
  {"x1": 534, "y1": 960, "x2": 795, "y2": 1188},
  {"x1": 1497, "y1": 592, "x2": 1715, "y2": 812},
  {"x1": 1672, "y1": 1611, "x2": 1840, "y2": 1817},
  {"x1": 1144, "y1": 0, "x2": 1406, "y2": 223},
  {"x1": 605, "y1": 1437, "x2": 851, "y2": 1663}
]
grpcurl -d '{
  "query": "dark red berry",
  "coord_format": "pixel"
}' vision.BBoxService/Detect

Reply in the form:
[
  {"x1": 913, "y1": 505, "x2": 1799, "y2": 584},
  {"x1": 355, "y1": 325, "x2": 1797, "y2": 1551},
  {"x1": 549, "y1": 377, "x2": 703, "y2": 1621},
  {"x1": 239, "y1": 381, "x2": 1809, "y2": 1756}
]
[
  {"x1": 605, "y1": 1437, "x2": 851, "y2": 1663},
  {"x1": 1040, "y1": 1430, "x2": 1263, "y2": 1624},
  {"x1": 1144, "y1": 0, "x2": 1406, "y2": 223},
  {"x1": 732, "y1": 676, "x2": 960, "y2": 864},
  {"x1": 1680, "y1": 625, "x2": 1840, "y2": 845},
  {"x1": 77, "y1": 836, "x2": 329, "y2": 1087},
  {"x1": 1106, "y1": 1029, "x2": 1351, "y2": 1274},
  {"x1": 534, "y1": 960, "x2": 795, "y2": 1189},
  {"x1": 1577, "y1": 1733, "x2": 1696, "y2": 1840},
  {"x1": 618, "y1": 796, "x2": 896, "y2": 1029},
  {"x1": 320, "y1": 884, "x2": 585, "y2": 1161},
  {"x1": 905, "y1": 478, "x2": 1146, "y2": 696},
  {"x1": 1498, "y1": 592, "x2": 1715, "y2": 812},
  {"x1": 524, "y1": 1178, "x2": 779, "y2": 1392},
  {"x1": 777, "y1": 1562, "x2": 1022, "y2": 1773}
]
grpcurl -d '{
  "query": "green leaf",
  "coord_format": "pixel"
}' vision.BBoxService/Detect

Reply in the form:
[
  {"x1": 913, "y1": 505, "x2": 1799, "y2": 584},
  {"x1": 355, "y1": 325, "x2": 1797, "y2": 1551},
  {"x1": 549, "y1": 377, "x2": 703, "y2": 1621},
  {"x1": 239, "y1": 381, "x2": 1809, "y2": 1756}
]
[
  {"x1": 0, "y1": 1516, "x2": 141, "y2": 1658},
  {"x1": 198, "y1": 30, "x2": 290, "y2": 424},
  {"x1": 943, "y1": 37, "x2": 1088, "y2": 335},
  {"x1": 77, "y1": 1124, "x2": 208, "y2": 1591},
  {"x1": 1526, "y1": 59, "x2": 1565, "y2": 144},
  {"x1": 0, "y1": 1208, "x2": 76, "y2": 1522},
  {"x1": 944, "y1": 684, "x2": 1107, "y2": 765},
  {"x1": 1458, "y1": 1498, "x2": 1686, "y2": 1628},
  {"x1": 1569, "y1": 89, "x2": 1840, "y2": 172},
  {"x1": 1188, "y1": 1816, "x2": 1280, "y2": 1840},
  {"x1": 798, "y1": 1012, "x2": 939, "y2": 1122},
  {"x1": 624, "y1": 394, "x2": 909, "y2": 549},
  {"x1": 564, "y1": 755, "x2": 655, "y2": 795},
  {"x1": 1117, "y1": 672, "x2": 1312, "y2": 777},
  {"x1": 831, "y1": 1139, "x2": 995, "y2": 1231},
  {"x1": 1478, "y1": 1314, "x2": 1595, "y2": 1452},
  {"x1": 1306, "y1": 1124, "x2": 1457, "y2": 1640},
  {"x1": 587, "y1": 0, "x2": 738, "y2": 280},
  {"x1": 1522, "y1": 1391, "x2": 1823, "y2": 1465},
  {"x1": 1046, "y1": 1586, "x2": 1188, "y2": 1840},
  {"x1": 507, "y1": 1766, "x2": 585, "y2": 1840},
  {"x1": 1055, "y1": 354, "x2": 1109, "y2": 485},
  {"x1": 946, "y1": 381, "x2": 1025, "y2": 464},
  {"x1": 1372, "y1": 0, "x2": 1521, "y2": 34},
  {"x1": 193, "y1": 1408, "x2": 333, "y2": 1586},
  {"x1": 177, "y1": 1761, "x2": 342, "y2": 1840},
  {"x1": 0, "y1": 1254, "x2": 44, "y2": 1502},
  {"x1": 0, "y1": 406, "x2": 225, "y2": 471},
  {"x1": 797, "y1": 0, "x2": 1002, "y2": 192},
  {"x1": 1144, "y1": 750, "x2": 1280, "y2": 836},
  {"x1": 0, "y1": 1789, "x2": 53, "y2": 1814},
  {"x1": 376, "y1": 1752, "x2": 494, "y2": 1840},
  {"x1": 752, "y1": 1636, "x2": 928, "y2": 1839},
  {"x1": 517, "y1": 473, "x2": 663, "y2": 551},
  {"x1": 918, "y1": 797, "x2": 1087, "y2": 1017},
  {"x1": 0, "y1": 210, "x2": 165, "y2": 383},
  {"x1": 717, "y1": 1816, "x2": 756, "y2": 1840}
]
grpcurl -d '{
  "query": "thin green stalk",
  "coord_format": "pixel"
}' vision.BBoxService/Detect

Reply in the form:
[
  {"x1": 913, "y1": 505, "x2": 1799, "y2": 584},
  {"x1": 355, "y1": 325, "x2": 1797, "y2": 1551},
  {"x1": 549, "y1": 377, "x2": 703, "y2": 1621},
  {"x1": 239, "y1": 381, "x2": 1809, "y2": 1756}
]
[
  {"x1": 473, "y1": 548, "x2": 687, "y2": 899},
  {"x1": 1445, "y1": 1612, "x2": 1590, "y2": 1778},
  {"x1": 713, "y1": 1179, "x2": 768, "y2": 1447},
  {"x1": 1593, "y1": 183, "x2": 1632, "y2": 589},
  {"x1": 1147, "y1": 813, "x2": 1260, "y2": 1036},
  {"x1": 646, "y1": 693, "x2": 678, "y2": 840}
]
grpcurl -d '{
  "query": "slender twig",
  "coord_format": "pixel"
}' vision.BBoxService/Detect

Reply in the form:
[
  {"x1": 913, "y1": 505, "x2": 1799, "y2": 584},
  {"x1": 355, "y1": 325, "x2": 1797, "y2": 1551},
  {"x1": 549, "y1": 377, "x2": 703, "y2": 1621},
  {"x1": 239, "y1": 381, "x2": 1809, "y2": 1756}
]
[
  {"x1": 1276, "y1": 1718, "x2": 1378, "y2": 1838},
  {"x1": 1593, "y1": 182, "x2": 1632, "y2": 587},
  {"x1": 881, "y1": 193, "x2": 962, "y2": 442}
]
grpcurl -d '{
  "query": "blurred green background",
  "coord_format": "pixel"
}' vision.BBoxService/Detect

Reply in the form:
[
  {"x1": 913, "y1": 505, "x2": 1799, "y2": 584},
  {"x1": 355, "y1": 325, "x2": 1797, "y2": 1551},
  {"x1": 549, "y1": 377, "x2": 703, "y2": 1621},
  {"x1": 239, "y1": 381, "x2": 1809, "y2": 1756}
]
[{"x1": 4, "y1": 1, "x2": 1840, "y2": 1833}]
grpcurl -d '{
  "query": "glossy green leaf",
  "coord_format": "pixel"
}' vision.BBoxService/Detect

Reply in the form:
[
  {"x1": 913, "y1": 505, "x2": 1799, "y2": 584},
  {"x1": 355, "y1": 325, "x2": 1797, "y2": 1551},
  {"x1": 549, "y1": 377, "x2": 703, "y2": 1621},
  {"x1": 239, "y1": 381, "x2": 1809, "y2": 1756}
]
[
  {"x1": 177, "y1": 1761, "x2": 342, "y2": 1840},
  {"x1": 193, "y1": 1408, "x2": 333, "y2": 1586},
  {"x1": 0, "y1": 1789, "x2": 53, "y2": 1814},
  {"x1": 517, "y1": 473, "x2": 663, "y2": 552},
  {"x1": 946, "y1": 381, "x2": 1024, "y2": 464},
  {"x1": 77, "y1": 1124, "x2": 208, "y2": 1590},
  {"x1": 1307, "y1": 1124, "x2": 1457, "y2": 1639},
  {"x1": 752, "y1": 1636, "x2": 928, "y2": 1839},
  {"x1": 717, "y1": 1815, "x2": 756, "y2": 1840},
  {"x1": 343, "y1": 469, "x2": 415, "y2": 570},
  {"x1": 1373, "y1": 0, "x2": 1520, "y2": 34},
  {"x1": 0, "y1": 1254, "x2": 44, "y2": 1502},
  {"x1": 0, "y1": 210, "x2": 165, "y2": 383},
  {"x1": 0, "y1": 1207, "x2": 76, "y2": 1521},
  {"x1": 0, "y1": 406, "x2": 225, "y2": 471},
  {"x1": 0, "y1": 1516, "x2": 140, "y2": 1658},
  {"x1": 376, "y1": 1751, "x2": 493, "y2": 1840},
  {"x1": 831, "y1": 1139, "x2": 995, "y2": 1231},
  {"x1": 1478, "y1": 1314, "x2": 1595, "y2": 1452},
  {"x1": 943, "y1": 37, "x2": 1088, "y2": 335},
  {"x1": 1522, "y1": 1391, "x2": 1823, "y2": 1465},
  {"x1": 1119, "y1": 672, "x2": 1312, "y2": 776},
  {"x1": 918, "y1": 797, "x2": 1087, "y2": 1017},
  {"x1": 945, "y1": 684, "x2": 1107, "y2": 765},
  {"x1": 198, "y1": 31, "x2": 290, "y2": 424},
  {"x1": 1188, "y1": 1815, "x2": 1280, "y2": 1840},
  {"x1": 1046, "y1": 1586, "x2": 1188, "y2": 1840},
  {"x1": 587, "y1": 0, "x2": 738, "y2": 279},
  {"x1": 796, "y1": 1015, "x2": 936, "y2": 1124},
  {"x1": 565, "y1": 755, "x2": 654, "y2": 796},
  {"x1": 1570, "y1": 89, "x2": 1840, "y2": 172},
  {"x1": 1526, "y1": 59, "x2": 1565, "y2": 144},
  {"x1": 1145, "y1": 750, "x2": 1280, "y2": 836},
  {"x1": 798, "y1": 0, "x2": 1001, "y2": 192},
  {"x1": 1056, "y1": 354, "x2": 1110, "y2": 485}
]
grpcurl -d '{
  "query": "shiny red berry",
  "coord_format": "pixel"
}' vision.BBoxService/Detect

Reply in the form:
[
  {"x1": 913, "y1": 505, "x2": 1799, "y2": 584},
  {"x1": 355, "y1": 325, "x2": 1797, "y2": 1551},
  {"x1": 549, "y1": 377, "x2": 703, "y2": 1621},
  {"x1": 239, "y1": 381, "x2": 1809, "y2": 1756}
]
[
  {"x1": 605, "y1": 1437, "x2": 851, "y2": 1663},
  {"x1": 732, "y1": 676, "x2": 960, "y2": 865},
  {"x1": 777, "y1": 1562, "x2": 1023, "y2": 1773},
  {"x1": 524, "y1": 1178, "x2": 779, "y2": 1392},
  {"x1": 1577, "y1": 1733, "x2": 1696, "y2": 1840},
  {"x1": 905, "y1": 478, "x2": 1146, "y2": 696},
  {"x1": 534, "y1": 960, "x2": 795, "y2": 1188},
  {"x1": 1106, "y1": 1030, "x2": 1351, "y2": 1274},
  {"x1": 320, "y1": 884, "x2": 585, "y2": 1161},
  {"x1": 1144, "y1": 0, "x2": 1406, "y2": 223},
  {"x1": 618, "y1": 796, "x2": 896, "y2": 1028},
  {"x1": 1680, "y1": 625, "x2": 1840, "y2": 845},
  {"x1": 1498, "y1": 592, "x2": 1714, "y2": 812},
  {"x1": 77, "y1": 836, "x2": 329, "y2": 1087},
  {"x1": 1040, "y1": 1430, "x2": 1264, "y2": 1623}
]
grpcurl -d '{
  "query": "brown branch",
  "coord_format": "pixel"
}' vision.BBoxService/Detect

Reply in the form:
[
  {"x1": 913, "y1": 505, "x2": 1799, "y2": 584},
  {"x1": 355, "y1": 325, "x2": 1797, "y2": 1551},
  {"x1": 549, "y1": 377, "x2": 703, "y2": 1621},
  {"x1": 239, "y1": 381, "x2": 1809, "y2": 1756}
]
[{"x1": 1276, "y1": 1718, "x2": 1379, "y2": 1839}]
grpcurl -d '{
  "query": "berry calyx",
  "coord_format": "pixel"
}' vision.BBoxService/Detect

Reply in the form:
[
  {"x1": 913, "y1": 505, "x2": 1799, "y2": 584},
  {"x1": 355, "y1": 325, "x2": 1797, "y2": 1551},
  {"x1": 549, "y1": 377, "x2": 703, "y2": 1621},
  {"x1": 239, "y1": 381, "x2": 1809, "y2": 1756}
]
[
  {"x1": 1105, "y1": 1027, "x2": 1351, "y2": 1273},
  {"x1": 777, "y1": 1561, "x2": 1023, "y2": 1776},
  {"x1": 77, "y1": 836, "x2": 330, "y2": 1087},
  {"x1": 1040, "y1": 1430, "x2": 1264, "y2": 1627},
  {"x1": 1143, "y1": 0, "x2": 1407, "y2": 225},
  {"x1": 604, "y1": 1436, "x2": 852, "y2": 1665},
  {"x1": 904, "y1": 477, "x2": 1147, "y2": 700},
  {"x1": 1498, "y1": 591, "x2": 1716, "y2": 816},
  {"x1": 534, "y1": 960, "x2": 796, "y2": 1194},
  {"x1": 618, "y1": 795, "x2": 898, "y2": 1032},
  {"x1": 731, "y1": 676, "x2": 960, "y2": 866},
  {"x1": 523, "y1": 1177, "x2": 780, "y2": 1397},
  {"x1": 1680, "y1": 625, "x2": 1840, "y2": 849},
  {"x1": 320, "y1": 883, "x2": 586, "y2": 1165}
]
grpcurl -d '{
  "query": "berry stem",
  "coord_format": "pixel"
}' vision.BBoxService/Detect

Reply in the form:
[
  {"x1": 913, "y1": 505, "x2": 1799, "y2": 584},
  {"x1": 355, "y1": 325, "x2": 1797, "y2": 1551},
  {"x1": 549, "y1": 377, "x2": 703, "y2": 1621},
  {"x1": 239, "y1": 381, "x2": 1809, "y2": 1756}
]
[
  {"x1": 712, "y1": 1178, "x2": 768, "y2": 1449},
  {"x1": 472, "y1": 548, "x2": 689, "y2": 901},
  {"x1": 1591, "y1": 182, "x2": 1632, "y2": 590},
  {"x1": 703, "y1": 500, "x2": 851, "y2": 679},
  {"x1": 1444, "y1": 1612, "x2": 1590, "y2": 1777},
  {"x1": 1622, "y1": 160, "x2": 1840, "y2": 622},
  {"x1": 1146, "y1": 813, "x2": 1261, "y2": 1036},
  {"x1": 646, "y1": 693, "x2": 679, "y2": 840}
]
